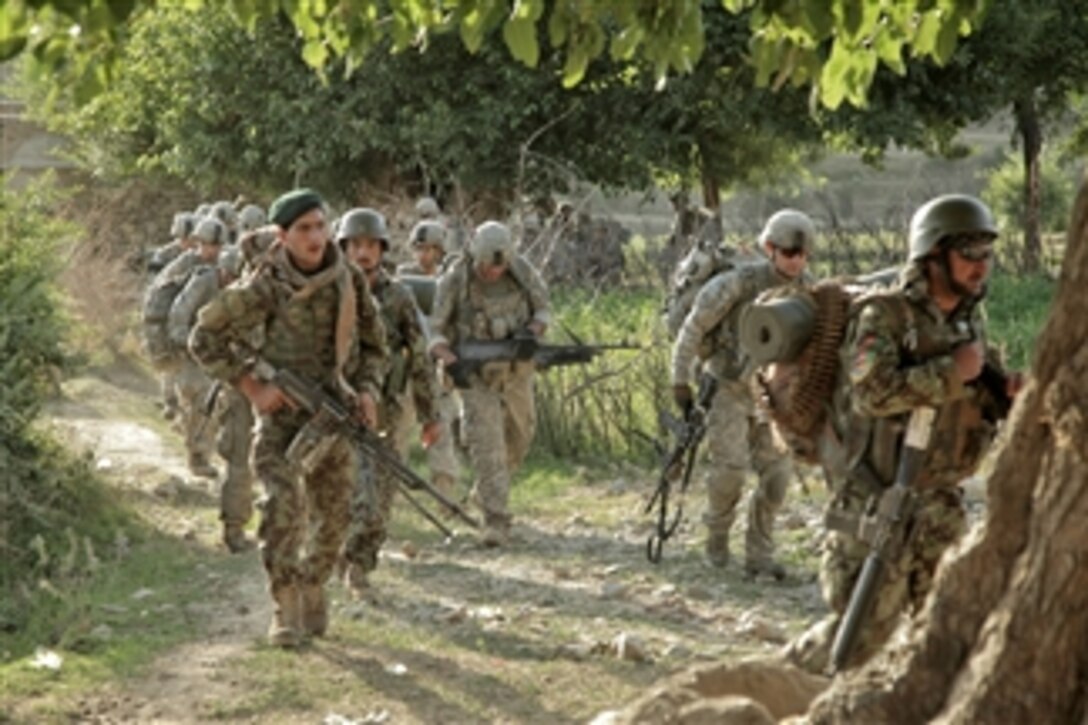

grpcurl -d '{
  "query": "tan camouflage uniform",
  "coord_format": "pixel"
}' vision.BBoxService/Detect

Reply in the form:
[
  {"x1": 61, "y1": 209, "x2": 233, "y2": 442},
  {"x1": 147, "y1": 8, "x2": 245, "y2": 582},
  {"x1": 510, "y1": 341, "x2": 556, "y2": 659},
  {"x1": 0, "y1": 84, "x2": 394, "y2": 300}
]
[
  {"x1": 190, "y1": 242, "x2": 386, "y2": 606},
  {"x1": 671, "y1": 259, "x2": 799, "y2": 571},
  {"x1": 343, "y1": 267, "x2": 438, "y2": 575},
  {"x1": 787, "y1": 265, "x2": 1005, "y2": 673},
  {"x1": 428, "y1": 254, "x2": 550, "y2": 534},
  {"x1": 170, "y1": 265, "x2": 254, "y2": 528}
]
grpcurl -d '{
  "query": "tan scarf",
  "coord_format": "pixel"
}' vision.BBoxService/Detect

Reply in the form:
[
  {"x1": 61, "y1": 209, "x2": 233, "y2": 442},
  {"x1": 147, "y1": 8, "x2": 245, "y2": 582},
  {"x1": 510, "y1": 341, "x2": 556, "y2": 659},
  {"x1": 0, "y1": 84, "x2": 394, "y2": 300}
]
[{"x1": 271, "y1": 241, "x2": 357, "y2": 394}]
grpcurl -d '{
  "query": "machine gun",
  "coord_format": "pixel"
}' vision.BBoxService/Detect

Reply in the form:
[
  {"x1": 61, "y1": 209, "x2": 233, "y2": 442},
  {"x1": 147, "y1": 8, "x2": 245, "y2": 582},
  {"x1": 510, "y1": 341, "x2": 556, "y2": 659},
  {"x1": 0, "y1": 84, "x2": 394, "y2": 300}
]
[
  {"x1": 829, "y1": 406, "x2": 935, "y2": 673},
  {"x1": 252, "y1": 361, "x2": 480, "y2": 538},
  {"x1": 446, "y1": 333, "x2": 639, "y2": 389},
  {"x1": 644, "y1": 374, "x2": 718, "y2": 563}
]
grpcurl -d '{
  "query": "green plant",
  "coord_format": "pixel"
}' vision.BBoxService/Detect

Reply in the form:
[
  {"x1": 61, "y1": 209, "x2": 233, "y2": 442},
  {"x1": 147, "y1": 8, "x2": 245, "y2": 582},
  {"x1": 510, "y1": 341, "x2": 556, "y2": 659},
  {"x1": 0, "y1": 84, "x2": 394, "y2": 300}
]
[{"x1": 981, "y1": 150, "x2": 1076, "y2": 237}]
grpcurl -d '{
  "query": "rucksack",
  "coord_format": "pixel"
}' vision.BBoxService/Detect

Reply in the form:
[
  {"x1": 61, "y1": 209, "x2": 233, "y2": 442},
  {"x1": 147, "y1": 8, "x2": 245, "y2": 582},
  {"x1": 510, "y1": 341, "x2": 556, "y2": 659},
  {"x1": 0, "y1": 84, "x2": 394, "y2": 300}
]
[
  {"x1": 141, "y1": 256, "x2": 198, "y2": 365},
  {"x1": 663, "y1": 241, "x2": 742, "y2": 340},
  {"x1": 744, "y1": 267, "x2": 901, "y2": 464}
]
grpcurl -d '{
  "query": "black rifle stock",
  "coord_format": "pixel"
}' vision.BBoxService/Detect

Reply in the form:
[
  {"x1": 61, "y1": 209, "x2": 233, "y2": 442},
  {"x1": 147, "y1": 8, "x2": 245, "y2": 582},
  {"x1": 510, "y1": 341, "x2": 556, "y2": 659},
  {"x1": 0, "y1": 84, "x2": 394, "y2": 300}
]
[
  {"x1": 829, "y1": 406, "x2": 936, "y2": 673},
  {"x1": 257, "y1": 362, "x2": 480, "y2": 535},
  {"x1": 644, "y1": 374, "x2": 718, "y2": 563},
  {"x1": 446, "y1": 336, "x2": 638, "y2": 389}
]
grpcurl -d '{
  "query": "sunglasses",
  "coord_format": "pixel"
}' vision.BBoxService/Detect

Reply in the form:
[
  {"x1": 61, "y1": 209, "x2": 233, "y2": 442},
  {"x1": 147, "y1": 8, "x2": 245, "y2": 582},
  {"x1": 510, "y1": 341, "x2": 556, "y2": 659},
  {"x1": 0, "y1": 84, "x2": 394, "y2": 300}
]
[
  {"x1": 776, "y1": 247, "x2": 806, "y2": 259},
  {"x1": 954, "y1": 245, "x2": 993, "y2": 262}
]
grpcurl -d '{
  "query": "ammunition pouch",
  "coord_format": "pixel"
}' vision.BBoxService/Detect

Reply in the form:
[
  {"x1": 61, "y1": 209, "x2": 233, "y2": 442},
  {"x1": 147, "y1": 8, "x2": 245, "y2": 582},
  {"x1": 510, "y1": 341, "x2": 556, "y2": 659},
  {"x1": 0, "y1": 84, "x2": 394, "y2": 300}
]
[{"x1": 285, "y1": 408, "x2": 344, "y2": 474}]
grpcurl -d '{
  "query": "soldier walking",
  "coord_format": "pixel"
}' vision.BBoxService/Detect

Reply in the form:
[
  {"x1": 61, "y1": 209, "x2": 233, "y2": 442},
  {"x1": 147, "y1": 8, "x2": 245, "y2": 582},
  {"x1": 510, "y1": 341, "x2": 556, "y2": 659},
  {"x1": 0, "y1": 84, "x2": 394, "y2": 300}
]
[
  {"x1": 190, "y1": 189, "x2": 387, "y2": 647},
  {"x1": 428, "y1": 222, "x2": 551, "y2": 547},
  {"x1": 671, "y1": 210, "x2": 814, "y2": 578}
]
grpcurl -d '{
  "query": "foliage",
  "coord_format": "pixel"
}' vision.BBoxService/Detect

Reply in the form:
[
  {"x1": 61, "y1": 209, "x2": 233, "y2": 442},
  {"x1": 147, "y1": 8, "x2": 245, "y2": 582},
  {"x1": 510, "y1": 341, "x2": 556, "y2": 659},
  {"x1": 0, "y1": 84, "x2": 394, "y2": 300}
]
[
  {"x1": 15, "y1": 4, "x2": 823, "y2": 208},
  {"x1": 982, "y1": 150, "x2": 1076, "y2": 236},
  {"x1": 0, "y1": 176, "x2": 72, "y2": 440},
  {"x1": 4, "y1": 0, "x2": 990, "y2": 111}
]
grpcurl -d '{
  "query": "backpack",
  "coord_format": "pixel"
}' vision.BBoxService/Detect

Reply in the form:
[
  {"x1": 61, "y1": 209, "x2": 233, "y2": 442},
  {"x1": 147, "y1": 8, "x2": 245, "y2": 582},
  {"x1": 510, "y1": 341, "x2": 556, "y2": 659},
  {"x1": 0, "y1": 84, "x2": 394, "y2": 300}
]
[
  {"x1": 663, "y1": 240, "x2": 742, "y2": 340},
  {"x1": 747, "y1": 267, "x2": 901, "y2": 464},
  {"x1": 141, "y1": 258, "x2": 197, "y2": 365}
]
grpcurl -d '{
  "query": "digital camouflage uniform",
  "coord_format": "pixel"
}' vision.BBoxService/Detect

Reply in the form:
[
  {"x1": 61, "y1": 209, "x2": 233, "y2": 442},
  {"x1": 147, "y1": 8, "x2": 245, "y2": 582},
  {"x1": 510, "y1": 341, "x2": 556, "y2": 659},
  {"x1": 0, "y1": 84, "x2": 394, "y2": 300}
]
[
  {"x1": 169, "y1": 261, "x2": 255, "y2": 536},
  {"x1": 787, "y1": 264, "x2": 1005, "y2": 673},
  {"x1": 167, "y1": 264, "x2": 220, "y2": 475},
  {"x1": 190, "y1": 242, "x2": 386, "y2": 624},
  {"x1": 671, "y1": 259, "x2": 800, "y2": 571},
  {"x1": 429, "y1": 253, "x2": 550, "y2": 536},
  {"x1": 343, "y1": 267, "x2": 438, "y2": 577}
]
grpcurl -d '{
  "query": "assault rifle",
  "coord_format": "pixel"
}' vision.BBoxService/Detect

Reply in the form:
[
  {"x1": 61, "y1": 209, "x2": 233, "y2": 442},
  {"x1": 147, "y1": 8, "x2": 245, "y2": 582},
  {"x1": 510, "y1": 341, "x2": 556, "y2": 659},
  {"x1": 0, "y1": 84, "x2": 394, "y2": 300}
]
[
  {"x1": 446, "y1": 333, "x2": 639, "y2": 389},
  {"x1": 644, "y1": 374, "x2": 718, "y2": 563},
  {"x1": 829, "y1": 406, "x2": 936, "y2": 673},
  {"x1": 252, "y1": 361, "x2": 480, "y2": 538}
]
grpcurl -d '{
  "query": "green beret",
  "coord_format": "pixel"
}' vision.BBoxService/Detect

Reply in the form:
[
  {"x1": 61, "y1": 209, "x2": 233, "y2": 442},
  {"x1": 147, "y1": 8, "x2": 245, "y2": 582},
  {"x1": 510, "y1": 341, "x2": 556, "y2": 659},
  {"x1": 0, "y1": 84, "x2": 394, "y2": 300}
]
[{"x1": 269, "y1": 188, "x2": 325, "y2": 229}]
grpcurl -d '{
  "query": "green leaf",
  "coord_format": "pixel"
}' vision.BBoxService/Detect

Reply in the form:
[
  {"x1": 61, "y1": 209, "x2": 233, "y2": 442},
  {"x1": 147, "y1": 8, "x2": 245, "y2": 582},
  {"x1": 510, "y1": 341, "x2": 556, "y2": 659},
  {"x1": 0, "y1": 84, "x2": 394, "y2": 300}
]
[
  {"x1": 934, "y1": 11, "x2": 962, "y2": 63},
  {"x1": 875, "y1": 30, "x2": 905, "y2": 75},
  {"x1": 301, "y1": 38, "x2": 327, "y2": 68},
  {"x1": 561, "y1": 46, "x2": 589, "y2": 88},
  {"x1": 503, "y1": 17, "x2": 539, "y2": 66},
  {"x1": 913, "y1": 10, "x2": 942, "y2": 58},
  {"x1": 800, "y1": 0, "x2": 834, "y2": 39}
]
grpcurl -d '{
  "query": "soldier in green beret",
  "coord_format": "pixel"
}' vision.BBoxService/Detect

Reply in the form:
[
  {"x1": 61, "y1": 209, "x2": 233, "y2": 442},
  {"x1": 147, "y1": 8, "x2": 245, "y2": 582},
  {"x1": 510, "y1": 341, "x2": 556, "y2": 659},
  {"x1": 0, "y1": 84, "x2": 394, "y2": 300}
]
[{"x1": 190, "y1": 188, "x2": 388, "y2": 648}]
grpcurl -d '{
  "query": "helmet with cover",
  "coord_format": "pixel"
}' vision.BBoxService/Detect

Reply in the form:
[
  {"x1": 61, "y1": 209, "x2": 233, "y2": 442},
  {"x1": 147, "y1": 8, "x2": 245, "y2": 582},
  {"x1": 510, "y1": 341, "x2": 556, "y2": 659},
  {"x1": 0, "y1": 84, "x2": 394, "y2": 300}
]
[
  {"x1": 337, "y1": 208, "x2": 390, "y2": 250},
  {"x1": 908, "y1": 194, "x2": 998, "y2": 262}
]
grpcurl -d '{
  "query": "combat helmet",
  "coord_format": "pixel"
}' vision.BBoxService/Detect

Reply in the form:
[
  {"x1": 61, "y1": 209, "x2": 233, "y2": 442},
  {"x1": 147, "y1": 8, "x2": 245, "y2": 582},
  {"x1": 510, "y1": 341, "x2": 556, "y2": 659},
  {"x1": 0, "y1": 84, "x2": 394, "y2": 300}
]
[
  {"x1": 409, "y1": 220, "x2": 447, "y2": 251},
  {"x1": 415, "y1": 196, "x2": 440, "y2": 219},
  {"x1": 470, "y1": 221, "x2": 513, "y2": 265},
  {"x1": 171, "y1": 212, "x2": 197, "y2": 239},
  {"x1": 192, "y1": 217, "x2": 229, "y2": 246},
  {"x1": 211, "y1": 200, "x2": 239, "y2": 229},
  {"x1": 238, "y1": 204, "x2": 266, "y2": 233},
  {"x1": 908, "y1": 194, "x2": 998, "y2": 262},
  {"x1": 759, "y1": 209, "x2": 816, "y2": 251},
  {"x1": 194, "y1": 202, "x2": 212, "y2": 218},
  {"x1": 337, "y1": 208, "x2": 390, "y2": 250},
  {"x1": 217, "y1": 246, "x2": 244, "y2": 278}
]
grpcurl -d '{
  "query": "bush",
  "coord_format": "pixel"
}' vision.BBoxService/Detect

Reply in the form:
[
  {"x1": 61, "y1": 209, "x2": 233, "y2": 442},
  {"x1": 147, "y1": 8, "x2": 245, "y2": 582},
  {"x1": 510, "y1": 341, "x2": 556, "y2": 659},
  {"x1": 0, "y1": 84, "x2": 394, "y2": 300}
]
[{"x1": 981, "y1": 150, "x2": 1076, "y2": 237}]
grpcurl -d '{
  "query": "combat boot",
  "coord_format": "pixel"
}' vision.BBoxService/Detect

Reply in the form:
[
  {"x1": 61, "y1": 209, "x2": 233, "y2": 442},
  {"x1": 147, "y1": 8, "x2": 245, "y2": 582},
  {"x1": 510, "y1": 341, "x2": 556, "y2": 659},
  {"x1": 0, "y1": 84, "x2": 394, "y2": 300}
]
[
  {"x1": 481, "y1": 523, "x2": 509, "y2": 548},
  {"x1": 188, "y1": 454, "x2": 218, "y2": 479},
  {"x1": 300, "y1": 582, "x2": 328, "y2": 637},
  {"x1": 744, "y1": 558, "x2": 787, "y2": 582},
  {"x1": 343, "y1": 562, "x2": 373, "y2": 601},
  {"x1": 268, "y1": 584, "x2": 302, "y2": 648},
  {"x1": 705, "y1": 531, "x2": 730, "y2": 568},
  {"x1": 222, "y1": 523, "x2": 253, "y2": 554}
]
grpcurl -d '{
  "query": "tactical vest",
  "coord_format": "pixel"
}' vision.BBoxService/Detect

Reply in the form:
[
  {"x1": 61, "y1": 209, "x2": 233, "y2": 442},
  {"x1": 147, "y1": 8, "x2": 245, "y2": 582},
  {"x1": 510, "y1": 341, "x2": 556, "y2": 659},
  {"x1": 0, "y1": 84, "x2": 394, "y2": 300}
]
[
  {"x1": 834, "y1": 289, "x2": 996, "y2": 493},
  {"x1": 447, "y1": 255, "x2": 537, "y2": 344},
  {"x1": 703, "y1": 261, "x2": 788, "y2": 381},
  {"x1": 257, "y1": 260, "x2": 355, "y2": 393},
  {"x1": 374, "y1": 272, "x2": 416, "y2": 398}
]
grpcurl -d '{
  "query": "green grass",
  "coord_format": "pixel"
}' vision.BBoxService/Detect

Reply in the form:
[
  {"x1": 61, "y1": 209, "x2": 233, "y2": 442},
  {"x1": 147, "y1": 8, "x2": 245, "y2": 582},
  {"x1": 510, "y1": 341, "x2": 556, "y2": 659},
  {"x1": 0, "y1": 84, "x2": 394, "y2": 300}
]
[{"x1": 984, "y1": 271, "x2": 1055, "y2": 371}]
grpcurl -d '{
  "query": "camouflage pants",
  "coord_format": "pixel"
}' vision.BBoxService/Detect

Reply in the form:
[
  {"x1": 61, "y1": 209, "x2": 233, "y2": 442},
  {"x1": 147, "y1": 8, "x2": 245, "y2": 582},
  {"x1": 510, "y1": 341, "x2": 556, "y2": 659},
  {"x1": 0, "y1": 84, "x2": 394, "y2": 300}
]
[
  {"x1": 786, "y1": 484, "x2": 967, "y2": 674},
  {"x1": 216, "y1": 387, "x2": 254, "y2": 527},
  {"x1": 342, "y1": 405, "x2": 409, "y2": 575},
  {"x1": 393, "y1": 381, "x2": 462, "y2": 482},
  {"x1": 160, "y1": 369, "x2": 179, "y2": 410},
  {"x1": 460, "y1": 362, "x2": 535, "y2": 529},
  {"x1": 701, "y1": 380, "x2": 792, "y2": 565},
  {"x1": 174, "y1": 356, "x2": 217, "y2": 461},
  {"x1": 253, "y1": 409, "x2": 356, "y2": 591}
]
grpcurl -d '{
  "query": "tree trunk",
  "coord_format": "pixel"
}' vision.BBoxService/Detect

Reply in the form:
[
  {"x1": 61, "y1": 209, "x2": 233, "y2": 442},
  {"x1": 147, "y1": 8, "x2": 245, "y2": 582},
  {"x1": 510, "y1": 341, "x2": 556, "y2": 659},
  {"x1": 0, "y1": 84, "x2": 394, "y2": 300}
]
[
  {"x1": 808, "y1": 173, "x2": 1088, "y2": 722},
  {"x1": 701, "y1": 172, "x2": 721, "y2": 212},
  {"x1": 1014, "y1": 94, "x2": 1044, "y2": 273}
]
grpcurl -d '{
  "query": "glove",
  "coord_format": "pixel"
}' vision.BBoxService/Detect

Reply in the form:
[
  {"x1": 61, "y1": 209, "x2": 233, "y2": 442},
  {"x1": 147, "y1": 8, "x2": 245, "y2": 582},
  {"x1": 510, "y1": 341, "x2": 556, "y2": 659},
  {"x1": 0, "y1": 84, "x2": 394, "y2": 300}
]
[{"x1": 672, "y1": 384, "x2": 694, "y2": 416}]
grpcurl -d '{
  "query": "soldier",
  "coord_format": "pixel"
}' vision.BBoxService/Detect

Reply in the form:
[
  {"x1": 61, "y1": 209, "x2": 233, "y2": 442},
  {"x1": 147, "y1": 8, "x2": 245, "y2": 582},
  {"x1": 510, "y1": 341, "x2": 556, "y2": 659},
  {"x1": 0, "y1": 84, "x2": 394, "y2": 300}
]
[
  {"x1": 415, "y1": 196, "x2": 441, "y2": 221},
  {"x1": 337, "y1": 208, "x2": 442, "y2": 596},
  {"x1": 785, "y1": 195, "x2": 1018, "y2": 673},
  {"x1": 210, "y1": 200, "x2": 240, "y2": 244},
  {"x1": 428, "y1": 221, "x2": 551, "y2": 547},
  {"x1": 163, "y1": 217, "x2": 230, "y2": 478},
  {"x1": 395, "y1": 221, "x2": 463, "y2": 496},
  {"x1": 170, "y1": 246, "x2": 254, "y2": 551},
  {"x1": 671, "y1": 209, "x2": 814, "y2": 578},
  {"x1": 396, "y1": 220, "x2": 448, "y2": 277},
  {"x1": 148, "y1": 211, "x2": 199, "y2": 275},
  {"x1": 190, "y1": 188, "x2": 387, "y2": 648},
  {"x1": 238, "y1": 203, "x2": 266, "y2": 234}
]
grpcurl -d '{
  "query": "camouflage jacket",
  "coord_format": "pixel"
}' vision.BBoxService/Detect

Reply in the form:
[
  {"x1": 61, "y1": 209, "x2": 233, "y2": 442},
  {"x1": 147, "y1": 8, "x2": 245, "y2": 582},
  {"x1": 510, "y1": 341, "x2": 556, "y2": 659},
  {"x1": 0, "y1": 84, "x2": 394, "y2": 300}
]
[
  {"x1": 428, "y1": 253, "x2": 551, "y2": 352},
  {"x1": 671, "y1": 258, "x2": 802, "y2": 386},
  {"x1": 190, "y1": 241, "x2": 387, "y2": 404},
  {"x1": 148, "y1": 240, "x2": 186, "y2": 274},
  {"x1": 838, "y1": 264, "x2": 1005, "y2": 491},
  {"x1": 372, "y1": 267, "x2": 438, "y2": 425}
]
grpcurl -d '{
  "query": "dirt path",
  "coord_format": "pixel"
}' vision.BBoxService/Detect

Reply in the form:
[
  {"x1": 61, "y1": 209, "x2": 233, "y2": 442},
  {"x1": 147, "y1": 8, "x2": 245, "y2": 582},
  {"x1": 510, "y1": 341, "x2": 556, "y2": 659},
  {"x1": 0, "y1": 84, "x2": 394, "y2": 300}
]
[{"x1": 19, "y1": 365, "x2": 828, "y2": 724}]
